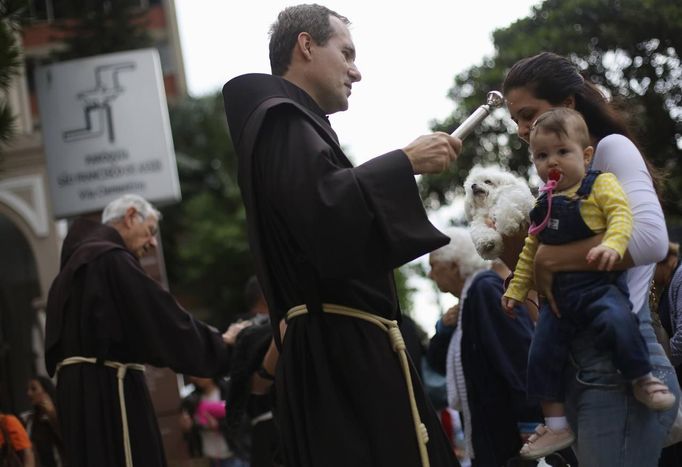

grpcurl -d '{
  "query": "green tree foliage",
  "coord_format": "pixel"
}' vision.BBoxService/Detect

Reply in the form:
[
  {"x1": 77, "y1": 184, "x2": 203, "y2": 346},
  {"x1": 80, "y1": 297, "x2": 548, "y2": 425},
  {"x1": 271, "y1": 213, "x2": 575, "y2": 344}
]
[
  {"x1": 161, "y1": 93, "x2": 253, "y2": 329},
  {"x1": 0, "y1": 0, "x2": 28, "y2": 147},
  {"x1": 52, "y1": 0, "x2": 152, "y2": 60},
  {"x1": 420, "y1": 0, "x2": 682, "y2": 221}
]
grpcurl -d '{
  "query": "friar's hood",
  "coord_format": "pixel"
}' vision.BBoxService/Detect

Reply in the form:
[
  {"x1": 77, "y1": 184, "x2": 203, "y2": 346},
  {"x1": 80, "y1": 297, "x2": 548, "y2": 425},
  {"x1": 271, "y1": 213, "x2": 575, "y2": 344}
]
[
  {"x1": 59, "y1": 218, "x2": 126, "y2": 268},
  {"x1": 222, "y1": 73, "x2": 330, "y2": 153}
]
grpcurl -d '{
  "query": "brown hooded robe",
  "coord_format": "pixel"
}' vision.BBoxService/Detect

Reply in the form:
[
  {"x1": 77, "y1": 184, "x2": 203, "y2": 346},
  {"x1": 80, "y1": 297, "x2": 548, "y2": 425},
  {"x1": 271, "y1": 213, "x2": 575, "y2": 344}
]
[
  {"x1": 223, "y1": 73, "x2": 459, "y2": 467},
  {"x1": 45, "y1": 219, "x2": 232, "y2": 467}
]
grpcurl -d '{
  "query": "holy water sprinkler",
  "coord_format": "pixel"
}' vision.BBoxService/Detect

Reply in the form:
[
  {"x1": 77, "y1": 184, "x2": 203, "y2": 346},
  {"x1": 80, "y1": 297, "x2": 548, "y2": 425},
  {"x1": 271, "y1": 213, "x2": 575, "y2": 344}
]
[{"x1": 451, "y1": 90, "x2": 504, "y2": 140}]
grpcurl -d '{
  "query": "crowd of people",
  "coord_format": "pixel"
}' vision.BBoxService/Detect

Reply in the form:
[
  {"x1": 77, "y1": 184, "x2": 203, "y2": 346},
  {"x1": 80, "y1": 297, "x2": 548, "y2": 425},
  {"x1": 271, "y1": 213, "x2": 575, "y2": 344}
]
[{"x1": 2, "y1": 3, "x2": 681, "y2": 467}]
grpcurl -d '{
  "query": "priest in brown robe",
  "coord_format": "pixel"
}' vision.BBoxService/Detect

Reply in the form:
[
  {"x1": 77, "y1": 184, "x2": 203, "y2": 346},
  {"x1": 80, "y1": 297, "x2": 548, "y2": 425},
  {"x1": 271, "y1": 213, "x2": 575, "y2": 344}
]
[
  {"x1": 45, "y1": 194, "x2": 234, "y2": 467},
  {"x1": 222, "y1": 4, "x2": 462, "y2": 467}
]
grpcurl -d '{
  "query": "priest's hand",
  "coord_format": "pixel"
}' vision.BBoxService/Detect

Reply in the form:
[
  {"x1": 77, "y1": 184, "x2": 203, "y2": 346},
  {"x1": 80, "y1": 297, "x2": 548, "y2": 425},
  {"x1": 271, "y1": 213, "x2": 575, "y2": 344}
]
[
  {"x1": 402, "y1": 132, "x2": 462, "y2": 174},
  {"x1": 222, "y1": 320, "x2": 251, "y2": 346}
]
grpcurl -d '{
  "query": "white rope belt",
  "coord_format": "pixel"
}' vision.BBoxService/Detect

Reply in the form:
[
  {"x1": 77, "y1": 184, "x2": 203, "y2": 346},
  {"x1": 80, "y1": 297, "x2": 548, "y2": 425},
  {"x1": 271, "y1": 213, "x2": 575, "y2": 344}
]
[
  {"x1": 287, "y1": 303, "x2": 430, "y2": 467},
  {"x1": 251, "y1": 411, "x2": 274, "y2": 426},
  {"x1": 56, "y1": 356, "x2": 145, "y2": 467}
]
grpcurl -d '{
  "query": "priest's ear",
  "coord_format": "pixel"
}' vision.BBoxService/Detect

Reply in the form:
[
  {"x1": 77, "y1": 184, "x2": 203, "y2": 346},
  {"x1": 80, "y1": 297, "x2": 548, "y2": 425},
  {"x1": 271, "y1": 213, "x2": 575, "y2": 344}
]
[
  {"x1": 296, "y1": 32, "x2": 313, "y2": 60},
  {"x1": 123, "y1": 206, "x2": 141, "y2": 227}
]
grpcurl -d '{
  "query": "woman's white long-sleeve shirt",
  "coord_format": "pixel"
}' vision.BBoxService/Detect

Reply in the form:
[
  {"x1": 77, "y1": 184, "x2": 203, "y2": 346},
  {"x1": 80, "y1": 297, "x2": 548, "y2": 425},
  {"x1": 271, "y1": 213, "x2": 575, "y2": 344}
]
[{"x1": 591, "y1": 134, "x2": 668, "y2": 313}]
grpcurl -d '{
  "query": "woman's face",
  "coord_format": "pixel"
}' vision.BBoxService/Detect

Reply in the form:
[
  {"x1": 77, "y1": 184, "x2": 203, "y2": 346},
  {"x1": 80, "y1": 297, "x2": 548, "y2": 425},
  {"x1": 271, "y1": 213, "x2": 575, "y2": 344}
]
[
  {"x1": 505, "y1": 86, "x2": 557, "y2": 143},
  {"x1": 27, "y1": 379, "x2": 46, "y2": 405}
]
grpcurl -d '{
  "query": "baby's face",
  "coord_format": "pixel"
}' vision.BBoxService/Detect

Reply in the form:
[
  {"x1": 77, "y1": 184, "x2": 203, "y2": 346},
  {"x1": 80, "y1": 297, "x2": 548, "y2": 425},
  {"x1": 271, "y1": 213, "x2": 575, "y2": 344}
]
[{"x1": 530, "y1": 129, "x2": 591, "y2": 191}]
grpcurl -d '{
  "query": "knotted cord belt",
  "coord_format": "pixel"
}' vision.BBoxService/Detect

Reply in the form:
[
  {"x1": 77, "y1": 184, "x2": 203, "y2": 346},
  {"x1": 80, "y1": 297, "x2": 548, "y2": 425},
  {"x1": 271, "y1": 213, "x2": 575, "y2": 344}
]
[
  {"x1": 56, "y1": 356, "x2": 145, "y2": 467},
  {"x1": 287, "y1": 303, "x2": 430, "y2": 467}
]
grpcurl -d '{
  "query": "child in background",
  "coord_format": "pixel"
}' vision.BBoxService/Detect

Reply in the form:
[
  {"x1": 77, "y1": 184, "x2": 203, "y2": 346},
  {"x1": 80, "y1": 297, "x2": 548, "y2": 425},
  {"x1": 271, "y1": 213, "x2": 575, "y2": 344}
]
[{"x1": 502, "y1": 108, "x2": 675, "y2": 459}]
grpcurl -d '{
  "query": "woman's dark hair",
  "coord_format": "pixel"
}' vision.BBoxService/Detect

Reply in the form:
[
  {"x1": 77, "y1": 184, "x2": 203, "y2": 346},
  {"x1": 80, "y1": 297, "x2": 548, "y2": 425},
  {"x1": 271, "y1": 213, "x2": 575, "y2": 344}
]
[
  {"x1": 269, "y1": 4, "x2": 349, "y2": 76},
  {"x1": 31, "y1": 375, "x2": 57, "y2": 405},
  {"x1": 503, "y1": 52, "x2": 662, "y2": 191}
]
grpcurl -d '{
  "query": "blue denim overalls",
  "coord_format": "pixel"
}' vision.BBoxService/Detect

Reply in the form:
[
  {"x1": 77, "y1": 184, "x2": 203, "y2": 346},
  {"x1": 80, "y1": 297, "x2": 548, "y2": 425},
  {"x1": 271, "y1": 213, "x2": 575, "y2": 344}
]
[{"x1": 527, "y1": 170, "x2": 651, "y2": 402}]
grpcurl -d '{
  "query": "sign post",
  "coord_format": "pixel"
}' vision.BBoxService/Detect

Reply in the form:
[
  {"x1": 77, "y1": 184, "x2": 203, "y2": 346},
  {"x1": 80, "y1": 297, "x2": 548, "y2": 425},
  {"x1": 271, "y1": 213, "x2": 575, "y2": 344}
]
[{"x1": 36, "y1": 48, "x2": 181, "y2": 218}]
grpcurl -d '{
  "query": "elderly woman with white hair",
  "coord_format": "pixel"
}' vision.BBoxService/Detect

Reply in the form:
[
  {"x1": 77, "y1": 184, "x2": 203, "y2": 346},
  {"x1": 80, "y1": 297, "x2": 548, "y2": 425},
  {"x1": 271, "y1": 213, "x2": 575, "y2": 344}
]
[{"x1": 426, "y1": 227, "x2": 542, "y2": 467}]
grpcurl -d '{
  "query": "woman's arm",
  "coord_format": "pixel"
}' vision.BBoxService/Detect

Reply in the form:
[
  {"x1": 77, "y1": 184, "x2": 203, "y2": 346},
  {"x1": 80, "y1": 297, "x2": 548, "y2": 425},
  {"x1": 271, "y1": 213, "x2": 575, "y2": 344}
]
[
  {"x1": 591, "y1": 135, "x2": 667, "y2": 265},
  {"x1": 535, "y1": 235, "x2": 634, "y2": 274},
  {"x1": 498, "y1": 225, "x2": 529, "y2": 271},
  {"x1": 533, "y1": 235, "x2": 634, "y2": 314}
]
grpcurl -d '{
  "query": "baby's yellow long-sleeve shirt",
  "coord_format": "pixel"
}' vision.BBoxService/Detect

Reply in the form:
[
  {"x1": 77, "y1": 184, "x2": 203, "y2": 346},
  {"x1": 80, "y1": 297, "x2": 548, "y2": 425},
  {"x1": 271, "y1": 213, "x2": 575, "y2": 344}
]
[{"x1": 505, "y1": 172, "x2": 632, "y2": 302}]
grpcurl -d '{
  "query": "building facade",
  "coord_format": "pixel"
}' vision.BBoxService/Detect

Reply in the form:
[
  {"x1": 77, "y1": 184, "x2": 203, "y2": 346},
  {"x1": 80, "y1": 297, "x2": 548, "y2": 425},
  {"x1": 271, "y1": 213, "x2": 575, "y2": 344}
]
[{"x1": 0, "y1": 0, "x2": 189, "y2": 462}]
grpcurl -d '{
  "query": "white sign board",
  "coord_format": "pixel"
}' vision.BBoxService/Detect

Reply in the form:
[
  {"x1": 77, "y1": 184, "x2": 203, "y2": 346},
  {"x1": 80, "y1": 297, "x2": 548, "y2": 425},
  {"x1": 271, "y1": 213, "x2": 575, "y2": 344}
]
[{"x1": 36, "y1": 48, "x2": 181, "y2": 218}]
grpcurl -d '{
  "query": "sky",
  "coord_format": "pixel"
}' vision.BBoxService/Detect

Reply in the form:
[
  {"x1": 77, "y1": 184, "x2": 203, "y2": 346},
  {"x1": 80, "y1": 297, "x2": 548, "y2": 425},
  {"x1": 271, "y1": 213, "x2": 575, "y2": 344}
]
[{"x1": 173, "y1": 0, "x2": 540, "y2": 333}]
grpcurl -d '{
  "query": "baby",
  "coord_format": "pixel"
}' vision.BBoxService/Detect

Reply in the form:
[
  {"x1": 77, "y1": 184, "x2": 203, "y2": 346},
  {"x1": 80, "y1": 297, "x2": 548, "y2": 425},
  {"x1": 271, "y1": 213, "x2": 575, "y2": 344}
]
[{"x1": 502, "y1": 108, "x2": 675, "y2": 460}]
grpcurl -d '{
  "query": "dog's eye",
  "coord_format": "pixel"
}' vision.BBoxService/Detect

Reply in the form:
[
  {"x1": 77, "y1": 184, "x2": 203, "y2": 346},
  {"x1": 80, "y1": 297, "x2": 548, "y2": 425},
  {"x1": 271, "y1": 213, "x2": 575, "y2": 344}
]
[{"x1": 484, "y1": 179, "x2": 493, "y2": 185}]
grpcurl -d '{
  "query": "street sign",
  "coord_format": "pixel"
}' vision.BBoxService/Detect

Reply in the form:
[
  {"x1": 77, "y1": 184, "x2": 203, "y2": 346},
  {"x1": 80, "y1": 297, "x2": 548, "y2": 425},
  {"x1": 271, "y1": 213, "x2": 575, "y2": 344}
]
[{"x1": 36, "y1": 48, "x2": 181, "y2": 218}]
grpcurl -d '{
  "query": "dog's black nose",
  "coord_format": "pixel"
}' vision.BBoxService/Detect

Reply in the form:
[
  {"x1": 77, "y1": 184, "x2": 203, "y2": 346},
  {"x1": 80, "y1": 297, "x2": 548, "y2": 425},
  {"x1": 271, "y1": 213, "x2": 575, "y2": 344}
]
[{"x1": 471, "y1": 183, "x2": 486, "y2": 196}]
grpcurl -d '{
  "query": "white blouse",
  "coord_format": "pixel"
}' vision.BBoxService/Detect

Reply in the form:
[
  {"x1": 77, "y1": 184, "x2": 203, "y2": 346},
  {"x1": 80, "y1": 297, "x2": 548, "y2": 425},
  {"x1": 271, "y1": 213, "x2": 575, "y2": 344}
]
[{"x1": 591, "y1": 134, "x2": 668, "y2": 312}]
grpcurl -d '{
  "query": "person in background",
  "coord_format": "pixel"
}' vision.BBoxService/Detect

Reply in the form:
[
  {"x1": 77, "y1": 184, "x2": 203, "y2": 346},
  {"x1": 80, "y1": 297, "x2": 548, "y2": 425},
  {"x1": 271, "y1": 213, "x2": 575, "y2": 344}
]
[
  {"x1": 44, "y1": 194, "x2": 236, "y2": 467},
  {"x1": 654, "y1": 242, "x2": 682, "y2": 467},
  {"x1": 651, "y1": 242, "x2": 680, "y2": 358},
  {"x1": 0, "y1": 411, "x2": 35, "y2": 466},
  {"x1": 179, "y1": 376, "x2": 248, "y2": 467},
  {"x1": 22, "y1": 376, "x2": 65, "y2": 467},
  {"x1": 241, "y1": 276, "x2": 270, "y2": 325},
  {"x1": 225, "y1": 277, "x2": 282, "y2": 467},
  {"x1": 427, "y1": 227, "x2": 541, "y2": 467},
  {"x1": 656, "y1": 242, "x2": 682, "y2": 373}
]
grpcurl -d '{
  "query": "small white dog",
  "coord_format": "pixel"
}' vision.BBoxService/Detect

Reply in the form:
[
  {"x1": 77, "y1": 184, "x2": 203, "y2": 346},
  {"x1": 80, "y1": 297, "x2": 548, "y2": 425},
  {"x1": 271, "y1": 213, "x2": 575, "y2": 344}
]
[{"x1": 463, "y1": 165, "x2": 535, "y2": 259}]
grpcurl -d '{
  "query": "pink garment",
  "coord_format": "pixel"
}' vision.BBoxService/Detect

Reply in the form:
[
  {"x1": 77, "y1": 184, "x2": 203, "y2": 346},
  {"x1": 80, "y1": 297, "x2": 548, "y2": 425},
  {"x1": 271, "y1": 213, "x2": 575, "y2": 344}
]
[
  {"x1": 195, "y1": 400, "x2": 226, "y2": 426},
  {"x1": 528, "y1": 169, "x2": 560, "y2": 235}
]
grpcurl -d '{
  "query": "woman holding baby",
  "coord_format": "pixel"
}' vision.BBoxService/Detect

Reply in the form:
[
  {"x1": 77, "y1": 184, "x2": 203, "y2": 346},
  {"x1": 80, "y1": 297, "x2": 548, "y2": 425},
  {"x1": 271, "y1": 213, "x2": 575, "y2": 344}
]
[{"x1": 499, "y1": 51, "x2": 680, "y2": 466}]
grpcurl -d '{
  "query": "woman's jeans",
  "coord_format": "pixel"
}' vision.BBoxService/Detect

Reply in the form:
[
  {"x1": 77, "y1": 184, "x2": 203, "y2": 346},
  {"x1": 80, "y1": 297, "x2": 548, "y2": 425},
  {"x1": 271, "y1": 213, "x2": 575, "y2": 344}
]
[
  {"x1": 528, "y1": 271, "x2": 650, "y2": 402},
  {"x1": 565, "y1": 302, "x2": 681, "y2": 467}
]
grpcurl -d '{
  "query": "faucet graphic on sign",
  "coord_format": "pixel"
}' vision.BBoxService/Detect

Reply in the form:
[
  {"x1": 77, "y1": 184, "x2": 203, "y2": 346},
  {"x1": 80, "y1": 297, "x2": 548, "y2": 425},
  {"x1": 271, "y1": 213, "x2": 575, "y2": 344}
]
[{"x1": 63, "y1": 62, "x2": 135, "y2": 144}]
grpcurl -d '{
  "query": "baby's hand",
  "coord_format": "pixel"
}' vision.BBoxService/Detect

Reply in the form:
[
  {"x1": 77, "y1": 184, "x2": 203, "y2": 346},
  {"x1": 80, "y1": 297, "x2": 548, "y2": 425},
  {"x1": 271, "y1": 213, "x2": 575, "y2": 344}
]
[
  {"x1": 586, "y1": 244, "x2": 621, "y2": 271},
  {"x1": 501, "y1": 296, "x2": 519, "y2": 319}
]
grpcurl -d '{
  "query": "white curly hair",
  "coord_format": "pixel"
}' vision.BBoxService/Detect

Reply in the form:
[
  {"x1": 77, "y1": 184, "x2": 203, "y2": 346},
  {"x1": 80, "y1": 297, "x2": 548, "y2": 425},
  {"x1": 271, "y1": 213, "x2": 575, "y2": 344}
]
[
  {"x1": 430, "y1": 226, "x2": 489, "y2": 278},
  {"x1": 463, "y1": 165, "x2": 534, "y2": 260},
  {"x1": 101, "y1": 194, "x2": 161, "y2": 225}
]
